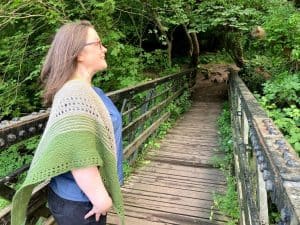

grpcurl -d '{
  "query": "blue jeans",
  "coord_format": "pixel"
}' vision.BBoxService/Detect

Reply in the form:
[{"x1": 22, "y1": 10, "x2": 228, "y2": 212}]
[{"x1": 48, "y1": 187, "x2": 107, "y2": 225}]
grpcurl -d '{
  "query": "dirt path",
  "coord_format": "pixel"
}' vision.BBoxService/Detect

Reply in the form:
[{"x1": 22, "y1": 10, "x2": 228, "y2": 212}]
[{"x1": 192, "y1": 63, "x2": 239, "y2": 102}]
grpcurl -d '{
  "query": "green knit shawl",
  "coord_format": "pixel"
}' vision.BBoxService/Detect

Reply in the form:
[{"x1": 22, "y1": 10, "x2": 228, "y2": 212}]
[{"x1": 11, "y1": 80, "x2": 125, "y2": 225}]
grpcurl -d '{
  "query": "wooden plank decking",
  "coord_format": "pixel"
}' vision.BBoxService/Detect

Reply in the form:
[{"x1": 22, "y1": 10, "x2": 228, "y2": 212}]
[{"x1": 108, "y1": 97, "x2": 229, "y2": 224}]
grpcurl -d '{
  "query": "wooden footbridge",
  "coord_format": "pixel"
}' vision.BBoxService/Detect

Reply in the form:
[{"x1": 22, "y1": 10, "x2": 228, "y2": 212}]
[{"x1": 0, "y1": 69, "x2": 300, "y2": 225}]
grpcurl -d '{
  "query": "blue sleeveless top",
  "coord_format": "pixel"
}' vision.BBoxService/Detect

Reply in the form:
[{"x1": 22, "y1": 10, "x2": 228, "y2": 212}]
[{"x1": 49, "y1": 87, "x2": 124, "y2": 202}]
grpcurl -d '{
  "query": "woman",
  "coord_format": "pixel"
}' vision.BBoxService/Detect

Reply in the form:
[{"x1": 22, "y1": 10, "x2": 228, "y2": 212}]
[{"x1": 11, "y1": 20, "x2": 125, "y2": 225}]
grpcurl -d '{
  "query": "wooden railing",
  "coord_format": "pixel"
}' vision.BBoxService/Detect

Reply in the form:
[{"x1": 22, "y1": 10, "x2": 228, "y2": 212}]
[
  {"x1": 0, "y1": 68, "x2": 196, "y2": 224},
  {"x1": 229, "y1": 70, "x2": 300, "y2": 225}
]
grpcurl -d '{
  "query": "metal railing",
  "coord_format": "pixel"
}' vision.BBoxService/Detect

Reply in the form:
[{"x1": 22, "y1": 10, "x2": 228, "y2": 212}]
[
  {"x1": 229, "y1": 70, "x2": 300, "y2": 225},
  {"x1": 0, "y1": 68, "x2": 196, "y2": 224}
]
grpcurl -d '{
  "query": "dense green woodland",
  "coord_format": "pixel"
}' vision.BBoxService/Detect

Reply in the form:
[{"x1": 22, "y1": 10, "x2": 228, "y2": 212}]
[
  {"x1": 0, "y1": 0, "x2": 299, "y2": 223},
  {"x1": 0, "y1": 0, "x2": 300, "y2": 167},
  {"x1": 1, "y1": 0, "x2": 298, "y2": 153}
]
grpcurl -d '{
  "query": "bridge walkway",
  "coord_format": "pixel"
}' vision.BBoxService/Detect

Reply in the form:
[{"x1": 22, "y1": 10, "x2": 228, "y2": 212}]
[{"x1": 108, "y1": 76, "x2": 229, "y2": 225}]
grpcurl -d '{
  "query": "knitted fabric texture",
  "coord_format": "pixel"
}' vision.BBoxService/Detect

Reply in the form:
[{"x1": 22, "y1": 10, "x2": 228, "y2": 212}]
[{"x1": 11, "y1": 80, "x2": 125, "y2": 225}]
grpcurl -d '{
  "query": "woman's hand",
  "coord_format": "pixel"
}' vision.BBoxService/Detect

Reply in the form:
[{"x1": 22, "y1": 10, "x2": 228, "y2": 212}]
[
  {"x1": 84, "y1": 195, "x2": 112, "y2": 221},
  {"x1": 71, "y1": 166, "x2": 113, "y2": 221}
]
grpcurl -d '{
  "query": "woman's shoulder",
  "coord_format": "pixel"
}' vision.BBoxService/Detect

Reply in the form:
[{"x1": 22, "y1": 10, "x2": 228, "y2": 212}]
[
  {"x1": 54, "y1": 80, "x2": 93, "y2": 102},
  {"x1": 50, "y1": 81, "x2": 109, "y2": 121},
  {"x1": 49, "y1": 81, "x2": 97, "y2": 117},
  {"x1": 60, "y1": 80, "x2": 90, "y2": 93}
]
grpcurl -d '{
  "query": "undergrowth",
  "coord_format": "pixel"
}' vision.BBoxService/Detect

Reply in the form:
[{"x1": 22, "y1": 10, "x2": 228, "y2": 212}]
[{"x1": 210, "y1": 102, "x2": 240, "y2": 225}]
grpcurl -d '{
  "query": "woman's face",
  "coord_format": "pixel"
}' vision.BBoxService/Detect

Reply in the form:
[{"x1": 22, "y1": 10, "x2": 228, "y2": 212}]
[{"x1": 78, "y1": 27, "x2": 107, "y2": 74}]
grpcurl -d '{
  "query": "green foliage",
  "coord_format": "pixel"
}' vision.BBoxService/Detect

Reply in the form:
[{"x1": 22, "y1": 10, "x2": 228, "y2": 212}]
[
  {"x1": 158, "y1": 65, "x2": 181, "y2": 77},
  {"x1": 262, "y1": 2, "x2": 300, "y2": 57},
  {"x1": 122, "y1": 160, "x2": 133, "y2": 180},
  {"x1": 167, "y1": 89, "x2": 191, "y2": 120},
  {"x1": 238, "y1": 0, "x2": 300, "y2": 155},
  {"x1": 0, "y1": 136, "x2": 40, "y2": 179},
  {"x1": 0, "y1": 78, "x2": 40, "y2": 119},
  {"x1": 291, "y1": 46, "x2": 300, "y2": 61},
  {"x1": 0, "y1": 0, "x2": 117, "y2": 120},
  {"x1": 248, "y1": 1, "x2": 300, "y2": 71},
  {"x1": 211, "y1": 102, "x2": 239, "y2": 224},
  {"x1": 212, "y1": 176, "x2": 239, "y2": 225},
  {"x1": 261, "y1": 72, "x2": 300, "y2": 108},
  {"x1": 246, "y1": 55, "x2": 288, "y2": 75},
  {"x1": 115, "y1": 0, "x2": 199, "y2": 66},
  {"x1": 1, "y1": 0, "x2": 193, "y2": 120},
  {"x1": 190, "y1": 0, "x2": 262, "y2": 67},
  {"x1": 145, "y1": 0, "x2": 196, "y2": 31},
  {"x1": 0, "y1": 136, "x2": 40, "y2": 209},
  {"x1": 156, "y1": 122, "x2": 172, "y2": 139},
  {"x1": 256, "y1": 72, "x2": 300, "y2": 154},
  {"x1": 94, "y1": 43, "x2": 146, "y2": 91},
  {"x1": 0, "y1": 199, "x2": 9, "y2": 211},
  {"x1": 269, "y1": 204, "x2": 281, "y2": 224},
  {"x1": 142, "y1": 49, "x2": 171, "y2": 73},
  {"x1": 191, "y1": 1, "x2": 260, "y2": 33},
  {"x1": 199, "y1": 50, "x2": 233, "y2": 64},
  {"x1": 1, "y1": 0, "x2": 298, "y2": 123},
  {"x1": 214, "y1": 102, "x2": 234, "y2": 169},
  {"x1": 238, "y1": 62, "x2": 269, "y2": 93}
]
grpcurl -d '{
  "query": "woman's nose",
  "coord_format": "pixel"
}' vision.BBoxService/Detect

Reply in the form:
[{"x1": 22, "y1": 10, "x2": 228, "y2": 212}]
[{"x1": 102, "y1": 45, "x2": 107, "y2": 53}]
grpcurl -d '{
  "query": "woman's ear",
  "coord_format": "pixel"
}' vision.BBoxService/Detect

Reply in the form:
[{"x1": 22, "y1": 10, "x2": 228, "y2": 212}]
[{"x1": 77, "y1": 51, "x2": 84, "y2": 62}]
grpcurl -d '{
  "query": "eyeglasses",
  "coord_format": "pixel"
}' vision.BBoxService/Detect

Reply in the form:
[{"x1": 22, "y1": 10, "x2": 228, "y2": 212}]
[{"x1": 83, "y1": 40, "x2": 103, "y2": 49}]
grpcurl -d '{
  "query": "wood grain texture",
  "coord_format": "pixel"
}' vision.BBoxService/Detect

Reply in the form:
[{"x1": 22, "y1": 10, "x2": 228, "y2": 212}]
[{"x1": 108, "y1": 100, "x2": 229, "y2": 224}]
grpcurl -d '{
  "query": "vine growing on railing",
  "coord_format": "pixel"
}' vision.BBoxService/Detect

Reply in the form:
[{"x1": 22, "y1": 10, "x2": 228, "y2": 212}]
[
  {"x1": 167, "y1": 89, "x2": 192, "y2": 119},
  {"x1": 210, "y1": 102, "x2": 239, "y2": 225}
]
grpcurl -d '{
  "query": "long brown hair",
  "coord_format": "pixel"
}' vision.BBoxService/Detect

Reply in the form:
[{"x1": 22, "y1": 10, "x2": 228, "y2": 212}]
[{"x1": 41, "y1": 20, "x2": 93, "y2": 106}]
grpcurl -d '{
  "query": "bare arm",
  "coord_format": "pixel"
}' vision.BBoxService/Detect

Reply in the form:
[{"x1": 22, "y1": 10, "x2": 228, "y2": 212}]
[{"x1": 72, "y1": 166, "x2": 112, "y2": 221}]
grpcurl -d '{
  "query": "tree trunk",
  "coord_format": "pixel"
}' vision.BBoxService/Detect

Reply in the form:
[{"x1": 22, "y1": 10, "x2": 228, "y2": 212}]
[
  {"x1": 151, "y1": 11, "x2": 172, "y2": 66},
  {"x1": 182, "y1": 25, "x2": 193, "y2": 57},
  {"x1": 167, "y1": 40, "x2": 172, "y2": 66},
  {"x1": 128, "y1": 14, "x2": 143, "y2": 48},
  {"x1": 166, "y1": 29, "x2": 175, "y2": 66},
  {"x1": 182, "y1": 25, "x2": 199, "y2": 67},
  {"x1": 190, "y1": 32, "x2": 199, "y2": 67}
]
